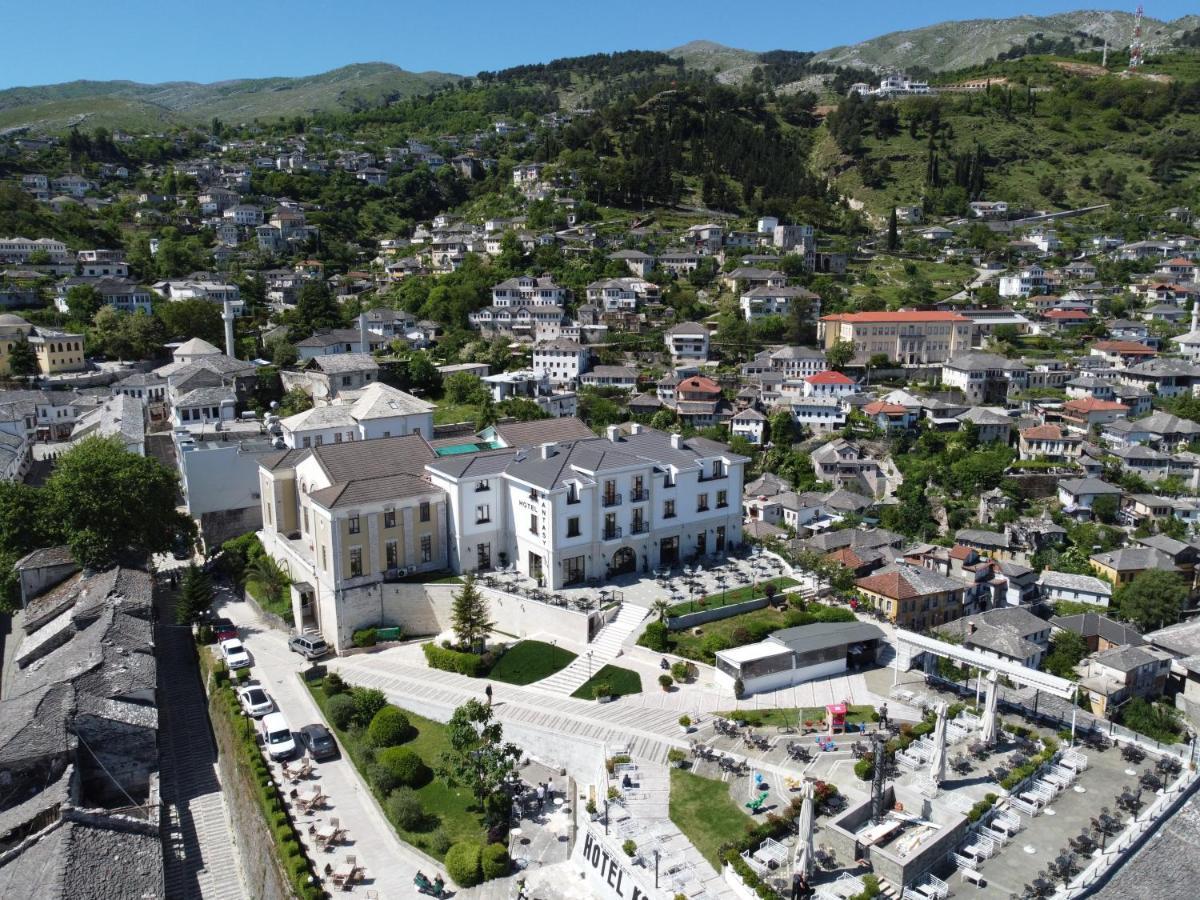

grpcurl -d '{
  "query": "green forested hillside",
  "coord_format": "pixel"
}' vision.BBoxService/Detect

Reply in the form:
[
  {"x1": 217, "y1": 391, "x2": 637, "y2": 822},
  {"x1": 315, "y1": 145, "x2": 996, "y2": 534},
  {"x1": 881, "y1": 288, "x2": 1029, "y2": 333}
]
[{"x1": 0, "y1": 63, "x2": 458, "y2": 131}]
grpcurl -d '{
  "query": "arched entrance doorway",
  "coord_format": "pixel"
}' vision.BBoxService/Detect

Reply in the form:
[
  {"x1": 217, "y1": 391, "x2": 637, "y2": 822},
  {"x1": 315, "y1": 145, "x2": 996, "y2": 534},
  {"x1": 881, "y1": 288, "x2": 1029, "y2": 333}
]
[{"x1": 609, "y1": 547, "x2": 636, "y2": 577}]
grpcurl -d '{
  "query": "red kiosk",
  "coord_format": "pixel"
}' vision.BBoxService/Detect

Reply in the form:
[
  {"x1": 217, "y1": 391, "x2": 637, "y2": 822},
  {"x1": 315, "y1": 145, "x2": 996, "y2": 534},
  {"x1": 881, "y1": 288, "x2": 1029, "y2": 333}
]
[{"x1": 826, "y1": 702, "x2": 848, "y2": 735}]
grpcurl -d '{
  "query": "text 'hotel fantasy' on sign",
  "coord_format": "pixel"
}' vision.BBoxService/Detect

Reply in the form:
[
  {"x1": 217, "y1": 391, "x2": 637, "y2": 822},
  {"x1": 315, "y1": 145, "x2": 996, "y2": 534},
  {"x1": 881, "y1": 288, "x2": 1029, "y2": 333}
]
[{"x1": 577, "y1": 827, "x2": 657, "y2": 900}]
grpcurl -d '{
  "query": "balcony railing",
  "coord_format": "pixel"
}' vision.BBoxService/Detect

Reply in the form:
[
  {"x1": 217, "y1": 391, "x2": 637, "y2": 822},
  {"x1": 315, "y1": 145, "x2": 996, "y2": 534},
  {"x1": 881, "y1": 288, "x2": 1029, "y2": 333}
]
[
  {"x1": 602, "y1": 493, "x2": 623, "y2": 508},
  {"x1": 629, "y1": 488, "x2": 649, "y2": 502},
  {"x1": 630, "y1": 521, "x2": 649, "y2": 535},
  {"x1": 603, "y1": 525, "x2": 623, "y2": 541},
  {"x1": 698, "y1": 470, "x2": 727, "y2": 482}
]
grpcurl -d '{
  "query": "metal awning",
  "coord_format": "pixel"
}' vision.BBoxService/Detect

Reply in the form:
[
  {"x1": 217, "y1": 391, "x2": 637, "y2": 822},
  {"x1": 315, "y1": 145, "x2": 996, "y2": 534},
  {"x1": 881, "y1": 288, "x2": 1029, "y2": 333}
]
[{"x1": 894, "y1": 628, "x2": 1077, "y2": 699}]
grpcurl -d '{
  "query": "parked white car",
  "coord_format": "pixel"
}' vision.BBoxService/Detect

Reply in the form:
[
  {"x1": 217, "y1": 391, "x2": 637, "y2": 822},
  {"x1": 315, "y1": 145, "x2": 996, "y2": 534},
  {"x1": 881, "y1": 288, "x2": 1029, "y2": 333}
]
[
  {"x1": 220, "y1": 638, "x2": 251, "y2": 670},
  {"x1": 237, "y1": 685, "x2": 274, "y2": 718},
  {"x1": 259, "y1": 712, "x2": 296, "y2": 760}
]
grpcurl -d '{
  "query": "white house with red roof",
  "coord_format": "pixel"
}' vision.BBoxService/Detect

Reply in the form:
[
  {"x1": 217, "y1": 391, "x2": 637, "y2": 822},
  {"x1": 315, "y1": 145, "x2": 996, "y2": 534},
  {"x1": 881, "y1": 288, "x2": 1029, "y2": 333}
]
[
  {"x1": 1089, "y1": 340, "x2": 1157, "y2": 368},
  {"x1": 801, "y1": 370, "x2": 858, "y2": 398}
]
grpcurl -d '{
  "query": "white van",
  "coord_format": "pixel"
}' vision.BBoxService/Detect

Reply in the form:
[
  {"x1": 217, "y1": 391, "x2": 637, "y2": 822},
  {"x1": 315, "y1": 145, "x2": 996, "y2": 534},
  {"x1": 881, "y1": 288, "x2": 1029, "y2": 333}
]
[{"x1": 259, "y1": 712, "x2": 296, "y2": 760}]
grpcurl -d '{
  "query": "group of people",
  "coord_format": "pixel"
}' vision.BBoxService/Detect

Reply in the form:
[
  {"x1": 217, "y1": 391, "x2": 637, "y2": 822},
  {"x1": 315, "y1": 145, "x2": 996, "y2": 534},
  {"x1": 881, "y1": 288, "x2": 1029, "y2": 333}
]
[{"x1": 533, "y1": 778, "x2": 556, "y2": 813}]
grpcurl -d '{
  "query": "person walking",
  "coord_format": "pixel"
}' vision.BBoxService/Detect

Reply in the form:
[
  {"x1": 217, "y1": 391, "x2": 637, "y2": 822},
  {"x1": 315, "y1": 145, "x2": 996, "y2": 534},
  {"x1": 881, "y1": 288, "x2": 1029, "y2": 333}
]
[
  {"x1": 485, "y1": 683, "x2": 493, "y2": 706},
  {"x1": 547, "y1": 777, "x2": 555, "y2": 803},
  {"x1": 536, "y1": 783, "x2": 545, "y2": 813}
]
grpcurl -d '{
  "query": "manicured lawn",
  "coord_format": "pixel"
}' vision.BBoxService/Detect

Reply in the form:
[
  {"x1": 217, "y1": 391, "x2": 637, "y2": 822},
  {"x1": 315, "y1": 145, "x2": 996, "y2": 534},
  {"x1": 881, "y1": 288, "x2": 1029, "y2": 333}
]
[
  {"x1": 669, "y1": 768, "x2": 753, "y2": 869},
  {"x1": 665, "y1": 605, "x2": 788, "y2": 660},
  {"x1": 488, "y1": 640, "x2": 577, "y2": 686},
  {"x1": 570, "y1": 664, "x2": 643, "y2": 700},
  {"x1": 716, "y1": 705, "x2": 878, "y2": 729},
  {"x1": 306, "y1": 679, "x2": 486, "y2": 855},
  {"x1": 667, "y1": 576, "x2": 798, "y2": 616}
]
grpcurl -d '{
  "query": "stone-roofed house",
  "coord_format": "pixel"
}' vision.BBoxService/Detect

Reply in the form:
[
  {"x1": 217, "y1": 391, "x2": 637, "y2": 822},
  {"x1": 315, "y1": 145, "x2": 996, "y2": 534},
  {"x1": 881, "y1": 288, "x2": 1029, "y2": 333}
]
[
  {"x1": 1077, "y1": 644, "x2": 1173, "y2": 717},
  {"x1": 281, "y1": 352, "x2": 379, "y2": 401},
  {"x1": 855, "y1": 561, "x2": 967, "y2": 632},
  {"x1": 0, "y1": 564, "x2": 162, "y2": 898},
  {"x1": 1090, "y1": 546, "x2": 1178, "y2": 586},
  {"x1": 1050, "y1": 611, "x2": 1143, "y2": 652},
  {"x1": 938, "y1": 606, "x2": 1051, "y2": 668},
  {"x1": 1038, "y1": 570, "x2": 1113, "y2": 608}
]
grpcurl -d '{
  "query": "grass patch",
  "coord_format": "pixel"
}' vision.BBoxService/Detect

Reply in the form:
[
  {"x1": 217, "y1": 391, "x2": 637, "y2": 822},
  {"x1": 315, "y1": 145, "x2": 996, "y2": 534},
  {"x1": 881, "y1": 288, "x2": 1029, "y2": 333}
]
[
  {"x1": 306, "y1": 679, "x2": 486, "y2": 853},
  {"x1": 667, "y1": 576, "x2": 798, "y2": 616},
  {"x1": 433, "y1": 401, "x2": 481, "y2": 425},
  {"x1": 716, "y1": 705, "x2": 878, "y2": 729},
  {"x1": 669, "y1": 768, "x2": 753, "y2": 869},
  {"x1": 245, "y1": 579, "x2": 293, "y2": 623},
  {"x1": 570, "y1": 664, "x2": 643, "y2": 700},
  {"x1": 487, "y1": 640, "x2": 577, "y2": 686}
]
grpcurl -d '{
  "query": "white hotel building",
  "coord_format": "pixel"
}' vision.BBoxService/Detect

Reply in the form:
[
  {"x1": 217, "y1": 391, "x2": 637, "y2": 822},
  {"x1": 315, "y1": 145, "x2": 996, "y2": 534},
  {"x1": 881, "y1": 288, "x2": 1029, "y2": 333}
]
[{"x1": 426, "y1": 425, "x2": 747, "y2": 589}]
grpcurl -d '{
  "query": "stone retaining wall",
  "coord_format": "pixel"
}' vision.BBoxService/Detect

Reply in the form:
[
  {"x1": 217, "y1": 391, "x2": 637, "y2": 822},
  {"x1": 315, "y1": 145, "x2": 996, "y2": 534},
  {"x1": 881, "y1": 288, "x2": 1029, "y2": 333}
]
[{"x1": 667, "y1": 597, "x2": 770, "y2": 631}]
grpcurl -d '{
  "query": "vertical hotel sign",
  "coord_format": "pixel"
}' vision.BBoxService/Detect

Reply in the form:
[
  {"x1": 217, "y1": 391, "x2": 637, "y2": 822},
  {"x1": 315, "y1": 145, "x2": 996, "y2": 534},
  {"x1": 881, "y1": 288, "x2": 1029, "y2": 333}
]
[{"x1": 573, "y1": 824, "x2": 659, "y2": 900}]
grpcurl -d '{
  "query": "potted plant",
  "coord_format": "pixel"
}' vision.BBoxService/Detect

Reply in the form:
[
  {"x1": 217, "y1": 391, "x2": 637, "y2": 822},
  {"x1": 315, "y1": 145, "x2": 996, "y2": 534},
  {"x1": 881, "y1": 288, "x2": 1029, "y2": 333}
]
[
  {"x1": 667, "y1": 748, "x2": 687, "y2": 768},
  {"x1": 622, "y1": 839, "x2": 637, "y2": 858},
  {"x1": 678, "y1": 714, "x2": 692, "y2": 733},
  {"x1": 659, "y1": 673, "x2": 674, "y2": 692},
  {"x1": 593, "y1": 681, "x2": 613, "y2": 703}
]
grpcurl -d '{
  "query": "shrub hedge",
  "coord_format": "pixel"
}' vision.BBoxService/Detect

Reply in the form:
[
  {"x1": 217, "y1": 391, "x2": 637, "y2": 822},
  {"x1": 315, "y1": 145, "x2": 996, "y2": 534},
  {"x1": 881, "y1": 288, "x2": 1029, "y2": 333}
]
[
  {"x1": 386, "y1": 787, "x2": 429, "y2": 831},
  {"x1": 352, "y1": 627, "x2": 378, "y2": 647},
  {"x1": 445, "y1": 841, "x2": 484, "y2": 887},
  {"x1": 326, "y1": 693, "x2": 356, "y2": 730},
  {"x1": 481, "y1": 842, "x2": 510, "y2": 879},
  {"x1": 423, "y1": 641, "x2": 489, "y2": 676},
  {"x1": 367, "y1": 706, "x2": 414, "y2": 747},
  {"x1": 376, "y1": 746, "x2": 432, "y2": 788}
]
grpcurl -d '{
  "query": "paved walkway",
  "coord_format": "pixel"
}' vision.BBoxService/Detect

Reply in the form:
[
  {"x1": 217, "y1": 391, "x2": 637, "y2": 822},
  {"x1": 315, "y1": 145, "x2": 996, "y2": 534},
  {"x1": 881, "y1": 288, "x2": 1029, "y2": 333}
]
[
  {"x1": 157, "y1": 622, "x2": 248, "y2": 900},
  {"x1": 217, "y1": 592, "x2": 438, "y2": 899}
]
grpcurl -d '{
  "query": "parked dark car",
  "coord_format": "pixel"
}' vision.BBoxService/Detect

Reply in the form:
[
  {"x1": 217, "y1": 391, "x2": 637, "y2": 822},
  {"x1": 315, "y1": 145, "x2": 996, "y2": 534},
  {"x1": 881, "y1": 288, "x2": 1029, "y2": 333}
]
[
  {"x1": 213, "y1": 618, "x2": 238, "y2": 642},
  {"x1": 300, "y1": 723, "x2": 338, "y2": 760}
]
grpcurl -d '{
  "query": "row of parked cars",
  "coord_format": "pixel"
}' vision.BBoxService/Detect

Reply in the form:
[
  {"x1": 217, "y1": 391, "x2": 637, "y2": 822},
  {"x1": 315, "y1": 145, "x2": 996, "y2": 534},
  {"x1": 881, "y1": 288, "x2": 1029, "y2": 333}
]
[{"x1": 211, "y1": 616, "x2": 336, "y2": 762}]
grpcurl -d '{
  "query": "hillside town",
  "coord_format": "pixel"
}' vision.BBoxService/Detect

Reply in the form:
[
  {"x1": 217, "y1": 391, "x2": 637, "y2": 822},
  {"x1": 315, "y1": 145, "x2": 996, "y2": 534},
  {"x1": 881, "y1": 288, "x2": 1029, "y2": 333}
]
[{"x1": 4, "y1": 27, "x2": 1200, "y2": 900}]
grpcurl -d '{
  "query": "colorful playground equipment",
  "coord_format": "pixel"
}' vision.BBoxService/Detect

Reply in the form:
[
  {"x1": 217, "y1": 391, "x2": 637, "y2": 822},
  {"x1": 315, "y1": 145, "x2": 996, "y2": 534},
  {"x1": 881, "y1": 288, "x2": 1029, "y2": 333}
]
[
  {"x1": 746, "y1": 791, "x2": 769, "y2": 813},
  {"x1": 826, "y1": 702, "x2": 848, "y2": 734}
]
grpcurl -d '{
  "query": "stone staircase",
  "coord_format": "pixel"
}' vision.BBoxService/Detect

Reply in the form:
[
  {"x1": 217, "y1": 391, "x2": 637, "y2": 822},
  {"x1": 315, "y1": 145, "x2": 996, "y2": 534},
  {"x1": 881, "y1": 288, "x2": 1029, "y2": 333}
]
[{"x1": 536, "y1": 604, "x2": 649, "y2": 695}]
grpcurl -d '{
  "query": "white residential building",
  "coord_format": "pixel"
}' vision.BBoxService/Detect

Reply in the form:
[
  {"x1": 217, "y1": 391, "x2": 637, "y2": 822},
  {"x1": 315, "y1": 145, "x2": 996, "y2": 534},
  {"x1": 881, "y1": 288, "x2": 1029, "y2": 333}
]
[
  {"x1": 664, "y1": 322, "x2": 709, "y2": 362},
  {"x1": 532, "y1": 340, "x2": 590, "y2": 385},
  {"x1": 427, "y1": 426, "x2": 747, "y2": 588}
]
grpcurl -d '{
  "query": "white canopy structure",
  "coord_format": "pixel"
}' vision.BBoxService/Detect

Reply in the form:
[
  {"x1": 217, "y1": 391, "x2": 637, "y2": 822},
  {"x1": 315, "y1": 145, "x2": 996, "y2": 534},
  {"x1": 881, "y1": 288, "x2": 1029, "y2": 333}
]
[
  {"x1": 794, "y1": 779, "x2": 814, "y2": 879},
  {"x1": 928, "y1": 700, "x2": 948, "y2": 784},
  {"x1": 980, "y1": 670, "x2": 999, "y2": 745}
]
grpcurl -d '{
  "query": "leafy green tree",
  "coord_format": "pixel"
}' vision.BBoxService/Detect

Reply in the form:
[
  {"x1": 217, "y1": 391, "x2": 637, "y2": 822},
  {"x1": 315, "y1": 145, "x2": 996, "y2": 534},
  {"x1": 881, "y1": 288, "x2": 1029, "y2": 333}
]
[
  {"x1": 293, "y1": 280, "x2": 342, "y2": 335},
  {"x1": 66, "y1": 285, "x2": 103, "y2": 323},
  {"x1": 1042, "y1": 630, "x2": 1088, "y2": 679},
  {"x1": 176, "y1": 564, "x2": 213, "y2": 624},
  {"x1": 266, "y1": 337, "x2": 298, "y2": 368},
  {"x1": 825, "y1": 340, "x2": 855, "y2": 370},
  {"x1": 1118, "y1": 697, "x2": 1182, "y2": 744},
  {"x1": 43, "y1": 437, "x2": 192, "y2": 568},
  {"x1": 404, "y1": 351, "x2": 442, "y2": 394},
  {"x1": 450, "y1": 575, "x2": 494, "y2": 651},
  {"x1": 650, "y1": 409, "x2": 677, "y2": 431},
  {"x1": 497, "y1": 397, "x2": 548, "y2": 421},
  {"x1": 438, "y1": 699, "x2": 522, "y2": 824},
  {"x1": 0, "y1": 481, "x2": 51, "y2": 611},
  {"x1": 443, "y1": 372, "x2": 487, "y2": 406},
  {"x1": 246, "y1": 554, "x2": 291, "y2": 607},
  {"x1": 276, "y1": 387, "x2": 313, "y2": 416},
  {"x1": 1115, "y1": 569, "x2": 1187, "y2": 632},
  {"x1": 158, "y1": 298, "x2": 224, "y2": 346},
  {"x1": 6, "y1": 335, "x2": 38, "y2": 377},
  {"x1": 1090, "y1": 494, "x2": 1119, "y2": 524},
  {"x1": 886, "y1": 207, "x2": 899, "y2": 251}
]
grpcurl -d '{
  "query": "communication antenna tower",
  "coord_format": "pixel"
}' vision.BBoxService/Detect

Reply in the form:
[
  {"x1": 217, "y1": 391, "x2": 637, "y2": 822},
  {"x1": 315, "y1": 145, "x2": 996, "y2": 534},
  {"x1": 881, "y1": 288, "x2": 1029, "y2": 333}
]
[{"x1": 1129, "y1": 5, "x2": 1145, "y2": 68}]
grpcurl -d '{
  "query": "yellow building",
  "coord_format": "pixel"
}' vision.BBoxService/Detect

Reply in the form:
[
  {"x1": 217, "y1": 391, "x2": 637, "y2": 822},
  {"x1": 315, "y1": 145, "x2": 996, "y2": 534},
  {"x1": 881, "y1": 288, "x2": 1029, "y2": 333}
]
[
  {"x1": 818, "y1": 310, "x2": 972, "y2": 365},
  {"x1": 0, "y1": 313, "x2": 85, "y2": 376}
]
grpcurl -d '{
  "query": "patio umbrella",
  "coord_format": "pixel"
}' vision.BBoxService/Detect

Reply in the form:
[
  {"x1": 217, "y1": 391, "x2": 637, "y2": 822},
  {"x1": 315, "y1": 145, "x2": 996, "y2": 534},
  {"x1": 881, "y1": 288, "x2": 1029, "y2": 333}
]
[
  {"x1": 980, "y1": 670, "x2": 999, "y2": 746},
  {"x1": 928, "y1": 700, "x2": 948, "y2": 785},
  {"x1": 794, "y1": 779, "x2": 815, "y2": 880}
]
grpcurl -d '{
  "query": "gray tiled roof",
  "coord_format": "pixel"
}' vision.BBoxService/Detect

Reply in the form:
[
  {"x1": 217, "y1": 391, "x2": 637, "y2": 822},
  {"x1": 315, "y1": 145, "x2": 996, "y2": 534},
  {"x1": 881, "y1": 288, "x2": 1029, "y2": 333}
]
[
  {"x1": 312, "y1": 433, "x2": 435, "y2": 484},
  {"x1": 1051, "y1": 612, "x2": 1143, "y2": 646},
  {"x1": 1038, "y1": 570, "x2": 1112, "y2": 596},
  {"x1": 307, "y1": 352, "x2": 379, "y2": 374},
  {"x1": 493, "y1": 417, "x2": 595, "y2": 447},
  {"x1": 310, "y1": 472, "x2": 437, "y2": 509}
]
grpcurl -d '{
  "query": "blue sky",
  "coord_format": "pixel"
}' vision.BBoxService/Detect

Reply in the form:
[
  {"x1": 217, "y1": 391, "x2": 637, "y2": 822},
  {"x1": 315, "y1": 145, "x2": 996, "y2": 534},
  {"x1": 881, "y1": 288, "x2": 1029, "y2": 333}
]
[{"x1": 2, "y1": 0, "x2": 1196, "y2": 89}]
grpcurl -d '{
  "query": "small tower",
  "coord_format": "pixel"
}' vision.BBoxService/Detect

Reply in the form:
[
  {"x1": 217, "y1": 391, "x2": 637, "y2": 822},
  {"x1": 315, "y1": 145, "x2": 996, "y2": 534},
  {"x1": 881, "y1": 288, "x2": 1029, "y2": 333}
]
[
  {"x1": 1129, "y1": 4, "x2": 1145, "y2": 68},
  {"x1": 222, "y1": 298, "x2": 236, "y2": 359}
]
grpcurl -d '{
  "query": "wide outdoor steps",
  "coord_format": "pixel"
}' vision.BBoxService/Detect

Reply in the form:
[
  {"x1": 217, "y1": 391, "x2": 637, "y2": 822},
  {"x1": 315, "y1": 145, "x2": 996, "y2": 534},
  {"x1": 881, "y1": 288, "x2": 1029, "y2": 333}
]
[{"x1": 532, "y1": 603, "x2": 649, "y2": 695}]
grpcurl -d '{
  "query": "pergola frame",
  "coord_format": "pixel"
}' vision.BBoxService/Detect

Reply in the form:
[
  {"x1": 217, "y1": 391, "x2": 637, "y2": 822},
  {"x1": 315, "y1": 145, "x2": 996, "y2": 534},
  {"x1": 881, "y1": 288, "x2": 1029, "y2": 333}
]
[{"x1": 893, "y1": 628, "x2": 1077, "y2": 700}]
